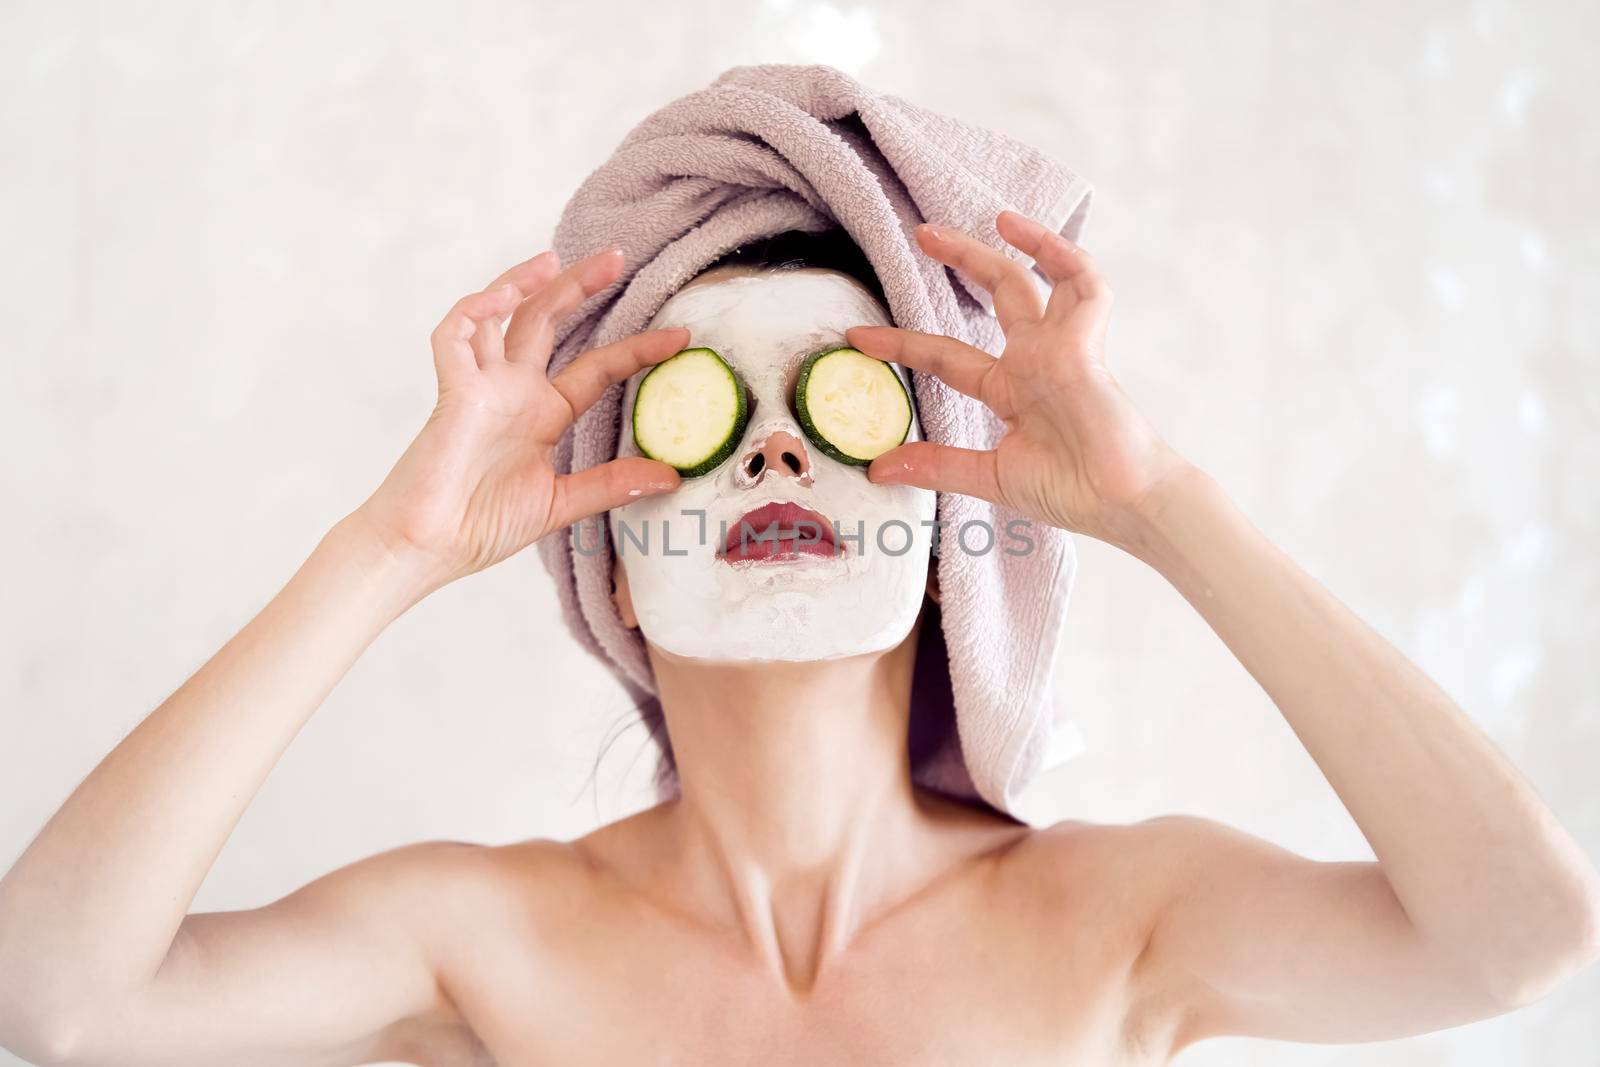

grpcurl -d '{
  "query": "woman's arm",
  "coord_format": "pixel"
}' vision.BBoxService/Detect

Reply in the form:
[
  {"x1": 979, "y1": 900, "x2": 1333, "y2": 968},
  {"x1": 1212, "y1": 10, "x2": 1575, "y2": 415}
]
[
  {"x1": 0, "y1": 515, "x2": 437, "y2": 1065},
  {"x1": 1118, "y1": 465, "x2": 1600, "y2": 1044},
  {"x1": 847, "y1": 211, "x2": 1600, "y2": 1046},
  {"x1": 0, "y1": 248, "x2": 687, "y2": 1066}
]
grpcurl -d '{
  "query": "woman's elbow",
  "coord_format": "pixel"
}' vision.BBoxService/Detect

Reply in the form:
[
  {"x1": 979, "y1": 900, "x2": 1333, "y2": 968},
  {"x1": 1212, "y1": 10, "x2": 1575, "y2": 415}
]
[
  {"x1": 0, "y1": 968, "x2": 101, "y2": 1067},
  {"x1": 0, "y1": 1013, "x2": 92, "y2": 1067},
  {"x1": 1481, "y1": 877, "x2": 1600, "y2": 1011}
]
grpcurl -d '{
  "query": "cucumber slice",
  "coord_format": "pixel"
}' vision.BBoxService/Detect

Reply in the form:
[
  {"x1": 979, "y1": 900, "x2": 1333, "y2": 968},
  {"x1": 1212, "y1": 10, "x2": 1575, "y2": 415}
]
[
  {"x1": 631, "y1": 347, "x2": 749, "y2": 477},
  {"x1": 795, "y1": 347, "x2": 913, "y2": 466}
]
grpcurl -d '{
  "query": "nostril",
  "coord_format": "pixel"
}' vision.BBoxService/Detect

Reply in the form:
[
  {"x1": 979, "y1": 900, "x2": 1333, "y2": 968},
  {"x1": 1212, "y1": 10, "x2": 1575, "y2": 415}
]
[
  {"x1": 747, "y1": 453, "x2": 766, "y2": 477},
  {"x1": 781, "y1": 451, "x2": 803, "y2": 474}
]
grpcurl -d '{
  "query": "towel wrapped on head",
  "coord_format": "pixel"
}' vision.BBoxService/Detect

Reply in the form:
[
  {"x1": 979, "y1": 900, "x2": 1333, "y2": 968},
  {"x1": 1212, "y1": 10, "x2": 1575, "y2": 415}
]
[{"x1": 537, "y1": 63, "x2": 1092, "y2": 823}]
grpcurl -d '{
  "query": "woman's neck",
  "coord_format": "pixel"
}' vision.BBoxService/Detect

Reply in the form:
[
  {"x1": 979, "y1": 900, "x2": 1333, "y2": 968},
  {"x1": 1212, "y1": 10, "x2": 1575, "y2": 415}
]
[{"x1": 645, "y1": 617, "x2": 961, "y2": 993}]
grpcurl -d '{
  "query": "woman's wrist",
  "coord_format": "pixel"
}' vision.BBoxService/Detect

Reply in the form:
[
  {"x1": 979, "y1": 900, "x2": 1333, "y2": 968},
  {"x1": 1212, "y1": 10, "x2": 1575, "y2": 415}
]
[
  {"x1": 1104, "y1": 460, "x2": 1222, "y2": 570},
  {"x1": 322, "y1": 509, "x2": 453, "y2": 619}
]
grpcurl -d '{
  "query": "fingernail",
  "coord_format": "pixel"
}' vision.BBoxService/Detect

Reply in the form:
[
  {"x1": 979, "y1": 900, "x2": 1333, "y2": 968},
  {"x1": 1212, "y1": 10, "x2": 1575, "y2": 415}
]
[
  {"x1": 456, "y1": 317, "x2": 476, "y2": 340},
  {"x1": 921, "y1": 223, "x2": 948, "y2": 242}
]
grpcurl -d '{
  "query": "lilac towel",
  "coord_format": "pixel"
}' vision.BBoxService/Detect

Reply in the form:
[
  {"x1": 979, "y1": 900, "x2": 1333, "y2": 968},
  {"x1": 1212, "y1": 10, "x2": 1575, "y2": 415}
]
[{"x1": 537, "y1": 63, "x2": 1092, "y2": 821}]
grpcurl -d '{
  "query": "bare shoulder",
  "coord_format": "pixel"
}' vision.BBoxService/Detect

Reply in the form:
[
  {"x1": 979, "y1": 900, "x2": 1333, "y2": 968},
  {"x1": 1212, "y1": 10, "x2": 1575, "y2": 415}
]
[
  {"x1": 388, "y1": 833, "x2": 610, "y2": 939},
  {"x1": 309, "y1": 836, "x2": 588, "y2": 922},
  {"x1": 1001, "y1": 813, "x2": 1256, "y2": 889},
  {"x1": 990, "y1": 818, "x2": 1162, "y2": 928},
  {"x1": 299, "y1": 836, "x2": 597, "y2": 1067},
  {"x1": 362, "y1": 809, "x2": 673, "y2": 943},
  {"x1": 999, "y1": 814, "x2": 1292, "y2": 1057},
  {"x1": 994, "y1": 813, "x2": 1272, "y2": 938},
  {"x1": 350, "y1": 831, "x2": 611, "y2": 902}
]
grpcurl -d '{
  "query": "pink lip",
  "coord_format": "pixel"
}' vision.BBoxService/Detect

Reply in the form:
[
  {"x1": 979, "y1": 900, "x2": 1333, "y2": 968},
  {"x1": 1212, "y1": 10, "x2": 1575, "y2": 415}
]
[{"x1": 720, "y1": 501, "x2": 842, "y2": 563}]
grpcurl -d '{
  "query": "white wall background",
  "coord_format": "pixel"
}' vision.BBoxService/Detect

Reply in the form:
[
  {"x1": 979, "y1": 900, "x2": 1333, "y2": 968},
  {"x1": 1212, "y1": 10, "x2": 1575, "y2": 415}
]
[{"x1": 3, "y1": 1, "x2": 1597, "y2": 1063}]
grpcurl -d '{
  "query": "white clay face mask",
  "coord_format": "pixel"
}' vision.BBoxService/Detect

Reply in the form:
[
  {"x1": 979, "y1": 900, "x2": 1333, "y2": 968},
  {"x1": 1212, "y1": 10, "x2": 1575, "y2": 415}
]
[{"x1": 609, "y1": 268, "x2": 937, "y2": 663}]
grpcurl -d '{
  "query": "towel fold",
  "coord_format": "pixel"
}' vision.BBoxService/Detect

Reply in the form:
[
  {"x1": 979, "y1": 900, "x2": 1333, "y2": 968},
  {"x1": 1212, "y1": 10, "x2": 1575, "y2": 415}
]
[{"x1": 536, "y1": 63, "x2": 1092, "y2": 821}]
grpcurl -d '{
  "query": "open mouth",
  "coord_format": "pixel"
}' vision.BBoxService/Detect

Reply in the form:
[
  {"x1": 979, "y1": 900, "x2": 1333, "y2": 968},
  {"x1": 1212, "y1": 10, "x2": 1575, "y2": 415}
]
[{"x1": 719, "y1": 500, "x2": 842, "y2": 563}]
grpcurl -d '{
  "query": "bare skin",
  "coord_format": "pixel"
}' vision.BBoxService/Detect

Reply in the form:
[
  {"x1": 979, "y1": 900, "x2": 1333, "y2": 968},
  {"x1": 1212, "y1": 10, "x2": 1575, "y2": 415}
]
[{"x1": 1, "y1": 213, "x2": 1597, "y2": 1067}]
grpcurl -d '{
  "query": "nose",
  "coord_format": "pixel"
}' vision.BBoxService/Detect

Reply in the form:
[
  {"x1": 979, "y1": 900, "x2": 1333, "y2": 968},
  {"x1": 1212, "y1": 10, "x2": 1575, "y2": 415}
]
[{"x1": 741, "y1": 428, "x2": 812, "y2": 483}]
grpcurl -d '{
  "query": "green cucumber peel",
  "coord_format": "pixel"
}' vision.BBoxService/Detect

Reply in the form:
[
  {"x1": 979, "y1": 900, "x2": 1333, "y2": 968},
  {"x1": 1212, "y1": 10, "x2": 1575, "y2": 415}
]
[{"x1": 794, "y1": 346, "x2": 913, "y2": 467}]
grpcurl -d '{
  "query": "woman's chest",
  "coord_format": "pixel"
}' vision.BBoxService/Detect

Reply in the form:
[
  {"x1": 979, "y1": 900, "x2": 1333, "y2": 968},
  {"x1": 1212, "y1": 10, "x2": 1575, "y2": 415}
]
[{"x1": 443, "y1": 884, "x2": 1162, "y2": 1066}]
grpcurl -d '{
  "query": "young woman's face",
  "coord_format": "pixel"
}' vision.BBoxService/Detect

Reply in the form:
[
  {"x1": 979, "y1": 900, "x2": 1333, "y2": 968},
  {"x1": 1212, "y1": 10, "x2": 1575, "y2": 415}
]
[{"x1": 609, "y1": 267, "x2": 937, "y2": 662}]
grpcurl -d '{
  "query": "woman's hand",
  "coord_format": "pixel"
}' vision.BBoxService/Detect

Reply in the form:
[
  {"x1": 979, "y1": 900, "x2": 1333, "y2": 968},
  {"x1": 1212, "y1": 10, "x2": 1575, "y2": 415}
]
[
  {"x1": 353, "y1": 248, "x2": 687, "y2": 591},
  {"x1": 845, "y1": 210, "x2": 1194, "y2": 553}
]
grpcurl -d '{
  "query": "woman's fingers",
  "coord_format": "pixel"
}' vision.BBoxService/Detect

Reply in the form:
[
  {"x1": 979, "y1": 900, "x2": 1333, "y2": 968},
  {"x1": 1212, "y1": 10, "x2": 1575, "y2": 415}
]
[
  {"x1": 466, "y1": 284, "x2": 526, "y2": 366},
  {"x1": 488, "y1": 250, "x2": 562, "y2": 294},
  {"x1": 549, "y1": 456, "x2": 680, "y2": 531},
  {"x1": 866, "y1": 440, "x2": 1002, "y2": 504},
  {"x1": 430, "y1": 286, "x2": 518, "y2": 379},
  {"x1": 913, "y1": 222, "x2": 1045, "y2": 328},
  {"x1": 550, "y1": 326, "x2": 690, "y2": 422},
  {"x1": 471, "y1": 252, "x2": 565, "y2": 365},
  {"x1": 505, "y1": 248, "x2": 627, "y2": 369},
  {"x1": 429, "y1": 253, "x2": 563, "y2": 381},
  {"x1": 844, "y1": 324, "x2": 1009, "y2": 418},
  {"x1": 995, "y1": 210, "x2": 1114, "y2": 337},
  {"x1": 429, "y1": 303, "x2": 480, "y2": 382}
]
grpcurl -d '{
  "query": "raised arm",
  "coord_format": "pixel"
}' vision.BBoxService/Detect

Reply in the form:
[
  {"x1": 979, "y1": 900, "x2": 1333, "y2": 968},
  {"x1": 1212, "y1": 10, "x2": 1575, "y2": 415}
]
[
  {"x1": 846, "y1": 211, "x2": 1600, "y2": 1050},
  {"x1": 0, "y1": 247, "x2": 687, "y2": 1066},
  {"x1": 1114, "y1": 463, "x2": 1600, "y2": 1045}
]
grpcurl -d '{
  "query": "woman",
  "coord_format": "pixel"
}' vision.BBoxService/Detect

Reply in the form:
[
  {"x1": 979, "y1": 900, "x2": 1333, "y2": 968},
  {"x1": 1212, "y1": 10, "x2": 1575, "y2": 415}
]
[{"x1": 0, "y1": 210, "x2": 1596, "y2": 1066}]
